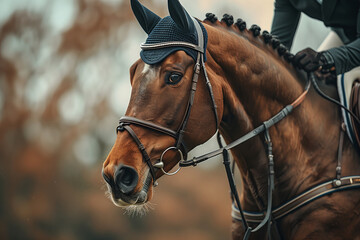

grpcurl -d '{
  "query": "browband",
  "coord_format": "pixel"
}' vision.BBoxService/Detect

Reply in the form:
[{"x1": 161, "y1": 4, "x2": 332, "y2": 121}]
[{"x1": 141, "y1": 41, "x2": 204, "y2": 53}]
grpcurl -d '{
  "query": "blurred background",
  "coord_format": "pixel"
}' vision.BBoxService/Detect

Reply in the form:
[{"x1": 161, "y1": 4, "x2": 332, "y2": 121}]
[{"x1": 0, "y1": 0, "x2": 329, "y2": 239}]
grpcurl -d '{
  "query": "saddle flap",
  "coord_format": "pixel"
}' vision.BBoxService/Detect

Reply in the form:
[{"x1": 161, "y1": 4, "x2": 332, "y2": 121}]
[{"x1": 350, "y1": 78, "x2": 360, "y2": 146}]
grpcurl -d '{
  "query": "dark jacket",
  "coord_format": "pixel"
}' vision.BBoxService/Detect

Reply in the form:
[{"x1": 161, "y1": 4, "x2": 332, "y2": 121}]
[{"x1": 271, "y1": 0, "x2": 360, "y2": 74}]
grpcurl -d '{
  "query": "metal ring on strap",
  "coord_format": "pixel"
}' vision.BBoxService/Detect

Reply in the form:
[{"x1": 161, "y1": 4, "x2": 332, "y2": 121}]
[{"x1": 154, "y1": 147, "x2": 183, "y2": 176}]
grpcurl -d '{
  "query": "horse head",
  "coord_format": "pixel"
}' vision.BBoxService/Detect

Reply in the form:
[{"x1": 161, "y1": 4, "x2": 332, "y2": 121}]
[{"x1": 102, "y1": 0, "x2": 220, "y2": 210}]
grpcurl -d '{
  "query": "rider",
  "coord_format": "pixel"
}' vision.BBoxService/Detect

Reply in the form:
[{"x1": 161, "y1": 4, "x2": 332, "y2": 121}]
[
  {"x1": 271, "y1": 0, "x2": 360, "y2": 76},
  {"x1": 271, "y1": 0, "x2": 360, "y2": 144}
]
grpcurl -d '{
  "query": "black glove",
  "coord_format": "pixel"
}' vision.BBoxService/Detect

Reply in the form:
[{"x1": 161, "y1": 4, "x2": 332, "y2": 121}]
[
  {"x1": 293, "y1": 47, "x2": 320, "y2": 72},
  {"x1": 293, "y1": 47, "x2": 335, "y2": 73}
]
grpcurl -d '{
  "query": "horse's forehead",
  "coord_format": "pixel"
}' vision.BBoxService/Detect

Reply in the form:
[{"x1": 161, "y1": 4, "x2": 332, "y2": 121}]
[
  {"x1": 134, "y1": 63, "x2": 158, "y2": 96},
  {"x1": 141, "y1": 63, "x2": 156, "y2": 78}
]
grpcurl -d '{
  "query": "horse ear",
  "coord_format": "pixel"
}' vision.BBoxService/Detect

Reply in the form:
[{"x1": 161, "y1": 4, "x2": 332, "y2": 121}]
[
  {"x1": 168, "y1": 0, "x2": 195, "y2": 32},
  {"x1": 130, "y1": 0, "x2": 161, "y2": 34}
]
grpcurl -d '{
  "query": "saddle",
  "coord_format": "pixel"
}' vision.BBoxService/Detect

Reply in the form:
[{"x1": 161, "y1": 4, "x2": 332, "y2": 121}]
[
  {"x1": 350, "y1": 79, "x2": 360, "y2": 147},
  {"x1": 336, "y1": 69, "x2": 360, "y2": 149}
]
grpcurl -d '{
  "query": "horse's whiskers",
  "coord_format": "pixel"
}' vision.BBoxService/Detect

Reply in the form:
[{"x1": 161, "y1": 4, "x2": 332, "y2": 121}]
[
  {"x1": 104, "y1": 186, "x2": 112, "y2": 200},
  {"x1": 124, "y1": 202, "x2": 155, "y2": 218},
  {"x1": 103, "y1": 182, "x2": 155, "y2": 215}
]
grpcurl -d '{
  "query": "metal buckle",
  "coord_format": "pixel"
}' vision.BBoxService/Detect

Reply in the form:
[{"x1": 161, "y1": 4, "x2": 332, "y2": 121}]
[
  {"x1": 332, "y1": 179, "x2": 342, "y2": 188},
  {"x1": 154, "y1": 147, "x2": 183, "y2": 176},
  {"x1": 116, "y1": 123, "x2": 125, "y2": 133}
]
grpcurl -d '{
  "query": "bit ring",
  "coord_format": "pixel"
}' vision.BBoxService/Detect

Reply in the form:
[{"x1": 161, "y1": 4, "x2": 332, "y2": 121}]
[{"x1": 157, "y1": 147, "x2": 183, "y2": 176}]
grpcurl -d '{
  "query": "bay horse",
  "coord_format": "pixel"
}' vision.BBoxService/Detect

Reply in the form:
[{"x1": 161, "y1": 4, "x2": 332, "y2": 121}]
[{"x1": 102, "y1": 0, "x2": 360, "y2": 239}]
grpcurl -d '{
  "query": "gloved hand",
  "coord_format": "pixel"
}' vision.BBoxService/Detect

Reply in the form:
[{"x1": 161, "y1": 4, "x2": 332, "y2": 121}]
[
  {"x1": 293, "y1": 47, "x2": 336, "y2": 73},
  {"x1": 293, "y1": 47, "x2": 321, "y2": 72}
]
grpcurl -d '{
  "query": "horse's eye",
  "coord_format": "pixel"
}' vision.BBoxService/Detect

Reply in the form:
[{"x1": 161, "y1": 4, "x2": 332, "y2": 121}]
[{"x1": 166, "y1": 72, "x2": 183, "y2": 85}]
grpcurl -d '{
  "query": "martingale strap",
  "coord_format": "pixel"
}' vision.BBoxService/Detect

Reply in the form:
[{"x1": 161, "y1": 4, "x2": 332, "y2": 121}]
[{"x1": 232, "y1": 176, "x2": 360, "y2": 222}]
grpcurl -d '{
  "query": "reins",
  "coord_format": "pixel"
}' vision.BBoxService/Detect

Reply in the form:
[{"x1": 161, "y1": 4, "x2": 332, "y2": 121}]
[
  {"x1": 180, "y1": 72, "x2": 360, "y2": 240},
  {"x1": 309, "y1": 72, "x2": 360, "y2": 126},
  {"x1": 179, "y1": 79, "x2": 310, "y2": 167},
  {"x1": 117, "y1": 14, "x2": 360, "y2": 239},
  {"x1": 117, "y1": 15, "x2": 312, "y2": 238},
  {"x1": 179, "y1": 73, "x2": 311, "y2": 240},
  {"x1": 229, "y1": 74, "x2": 360, "y2": 239}
]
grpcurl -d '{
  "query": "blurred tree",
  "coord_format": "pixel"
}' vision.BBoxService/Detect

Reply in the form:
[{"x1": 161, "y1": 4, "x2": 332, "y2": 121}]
[{"x1": 0, "y1": 0, "x2": 232, "y2": 240}]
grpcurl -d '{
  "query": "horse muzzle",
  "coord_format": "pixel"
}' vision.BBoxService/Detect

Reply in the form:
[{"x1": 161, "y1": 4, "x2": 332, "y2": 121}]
[{"x1": 102, "y1": 165, "x2": 152, "y2": 207}]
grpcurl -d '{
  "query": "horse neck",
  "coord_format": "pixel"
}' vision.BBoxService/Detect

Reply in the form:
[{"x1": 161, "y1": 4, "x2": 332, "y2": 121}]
[{"x1": 205, "y1": 23, "x2": 342, "y2": 210}]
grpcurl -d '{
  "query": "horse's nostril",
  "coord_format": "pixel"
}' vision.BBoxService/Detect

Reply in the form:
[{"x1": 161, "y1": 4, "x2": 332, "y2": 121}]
[
  {"x1": 115, "y1": 165, "x2": 139, "y2": 194},
  {"x1": 102, "y1": 169, "x2": 112, "y2": 185},
  {"x1": 122, "y1": 172, "x2": 133, "y2": 185}
]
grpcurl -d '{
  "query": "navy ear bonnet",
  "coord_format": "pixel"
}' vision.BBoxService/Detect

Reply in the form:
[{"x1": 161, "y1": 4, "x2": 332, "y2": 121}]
[{"x1": 140, "y1": 16, "x2": 208, "y2": 65}]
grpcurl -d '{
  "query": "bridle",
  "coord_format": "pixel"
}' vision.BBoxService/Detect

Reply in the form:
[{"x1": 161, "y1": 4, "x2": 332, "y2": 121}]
[
  {"x1": 116, "y1": 17, "x2": 360, "y2": 239},
  {"x1": 116, "y1": 16, "x2": 310, "y2": 238},
  {"x1": 117, "y1": 18, "x2": 218, "y2": 186}
]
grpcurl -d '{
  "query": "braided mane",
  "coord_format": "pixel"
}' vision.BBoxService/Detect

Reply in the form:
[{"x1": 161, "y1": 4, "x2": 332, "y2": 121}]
[{"x1": 203, "y1": 13, "x2": 294, "y2": 63}]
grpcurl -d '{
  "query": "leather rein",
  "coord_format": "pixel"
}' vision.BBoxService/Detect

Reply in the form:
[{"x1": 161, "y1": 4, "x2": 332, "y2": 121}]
[
  {"x1": 228, "y1": 74, "x2": 360, "y2": 239},
  {"x1": 179, "y1": 74, "x2": 311, "y2": 239},
  {"x1": 116, "y1": 18, "x2": 360, "y2": 239}
]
